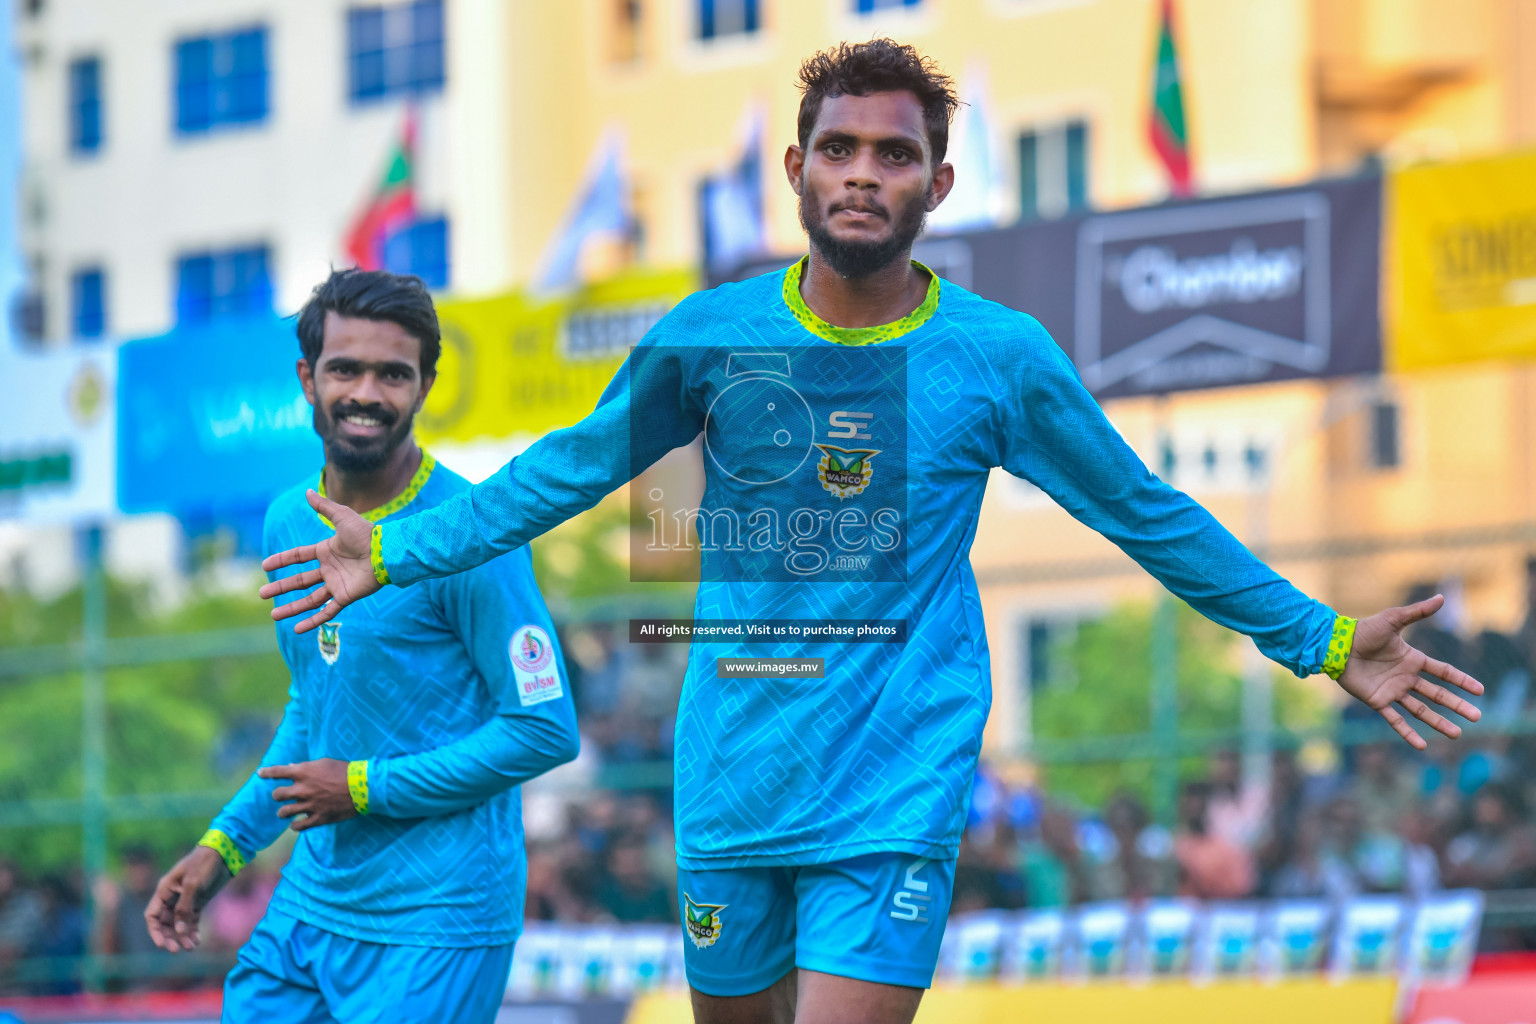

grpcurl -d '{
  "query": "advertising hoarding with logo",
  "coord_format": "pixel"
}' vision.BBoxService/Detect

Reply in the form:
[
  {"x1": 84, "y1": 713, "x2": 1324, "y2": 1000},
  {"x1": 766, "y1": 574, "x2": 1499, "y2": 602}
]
[
  {"x1": 0, "y1": 343, "x2": 119, "y2": 524},
  {"x1": 718, "y1": 177, "x2": 1383, "y2": 401},
  {"x1": 1389, "y1": 148, "x2": 1536, "y2": 371},
  {"x1": 116, "y1": 318, "x2": 321, "y2": 516}
]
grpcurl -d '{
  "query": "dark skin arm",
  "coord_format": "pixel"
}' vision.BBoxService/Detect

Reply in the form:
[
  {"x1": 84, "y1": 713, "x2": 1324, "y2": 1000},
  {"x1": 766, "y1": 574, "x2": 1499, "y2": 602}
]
[{"x1": 257, "y1": 757, "x2": 357, "y2": 832}]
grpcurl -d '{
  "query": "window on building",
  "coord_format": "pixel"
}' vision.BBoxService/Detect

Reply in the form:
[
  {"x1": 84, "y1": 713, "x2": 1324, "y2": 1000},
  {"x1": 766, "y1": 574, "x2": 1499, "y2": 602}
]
[
  {"x1": 854, "y1": 0, "x2": 921, "y2": 12},
  {"x1": 1018, "y1": 119, "x2": 1089, "y2": 221},
  {"x1": 71, "y1": 267, "x2": 106, "y2": 339},
  {"x1": 382, "y1": 216, "x2": 449, "y2": 290},
  {"x1": 175, "y1": 27, "x2": 269, "y2": 135},
  {"x1": 69, "y1": 57, "x2": 102, "y2": 155},
  {"x1": 611, "y1": 0, "x2": 644, "y2": 63},
  {"x1": 697, "y1": 0, "x2": 760, "y2": 40},
  {"x1": 1370, "y1": 400, "x2": 1400, "y2": 469},
  {"x1": 348, "y1": 0, "x2": 445, "y2": 104},
  {"x1": 10, "y1": 290, "x2": 46, "y2": 344},
  {"x1": 175, "y1": 246, "x2": 273, "y2": 325},
  {"x1": 1022, "y1": 616, "x2": 1078, "y2": 694}
]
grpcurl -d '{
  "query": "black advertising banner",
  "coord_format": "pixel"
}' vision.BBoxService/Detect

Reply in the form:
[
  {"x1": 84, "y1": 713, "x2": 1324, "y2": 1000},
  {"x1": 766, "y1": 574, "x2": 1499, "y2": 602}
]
[{"x1": 715, "y1": 174, "x2": 1382, "y2": 399}]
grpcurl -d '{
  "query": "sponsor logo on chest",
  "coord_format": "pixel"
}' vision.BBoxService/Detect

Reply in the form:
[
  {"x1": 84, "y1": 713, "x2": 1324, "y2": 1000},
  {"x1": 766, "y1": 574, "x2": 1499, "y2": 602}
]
[{"x1": 317, "y1": 622, "x2": 342, "y2": 665}]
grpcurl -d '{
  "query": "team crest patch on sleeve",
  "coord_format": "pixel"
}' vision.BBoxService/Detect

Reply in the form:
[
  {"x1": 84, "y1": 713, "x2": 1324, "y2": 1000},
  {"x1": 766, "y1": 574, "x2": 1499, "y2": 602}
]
[
  {"x1": 318, "y1": 622, "x2": 342, "y2": 665},
  {"x1": 813, "y1": 444, "x2": 880, "y2": 499},
  {"x1": 510, "y1": 625, "x2": 563, "y2": 706},
  {"x1": 683, "y1": 894, "x2": 726, "y2": 949}
]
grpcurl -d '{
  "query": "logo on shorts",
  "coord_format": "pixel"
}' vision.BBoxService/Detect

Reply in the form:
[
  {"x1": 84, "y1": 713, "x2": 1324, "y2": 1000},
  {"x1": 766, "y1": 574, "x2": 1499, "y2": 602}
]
[
  {"x1": 890, "y1": 858, "x2": 932, "y2": 923},
  {"x1": 684, "y1": 893, "x2": 727, "y2": 949},
  {"x1": 318, "y1": 622, "x2": 342, "y2": 666},
  {"x1": 814, "y1": 444, "x2": 880, "y2": 499}
]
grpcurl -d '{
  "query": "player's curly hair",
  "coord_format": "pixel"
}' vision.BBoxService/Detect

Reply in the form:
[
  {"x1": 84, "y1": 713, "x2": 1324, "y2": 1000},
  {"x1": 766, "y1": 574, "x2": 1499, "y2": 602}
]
[
  {"x1": 796, "y1": 39, "x2": 960, "y2": 165},
  {"x1": 295, "y1": 268, "x2": 441, "y2": 377}
]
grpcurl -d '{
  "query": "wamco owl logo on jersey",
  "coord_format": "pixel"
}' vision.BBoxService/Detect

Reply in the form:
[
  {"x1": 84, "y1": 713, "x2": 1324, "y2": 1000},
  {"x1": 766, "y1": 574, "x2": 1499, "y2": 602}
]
[
  {"x1": 317, "y1": 622, "x2": 342, "y2": 665},
  {"x1": 814, "y1": 444, "x2": 880, "y2": 499},
  {"x1": 684, "y1": 894, "x2": 727, "y2": 949},
  {"x1": 816, "y1": 411, "x2": 878, "y2": 499}
]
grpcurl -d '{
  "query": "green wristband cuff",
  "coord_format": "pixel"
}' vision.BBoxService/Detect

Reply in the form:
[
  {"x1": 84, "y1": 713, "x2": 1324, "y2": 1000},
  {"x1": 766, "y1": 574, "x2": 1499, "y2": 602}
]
[
  {"x1": 1323, "y1": 615, "x2": 1357, "y2": 680},
  {"x1": 348, "y1": 760, "x2": 370, "y2": 815},
  {"x1": 370, "y1": 526, "x2": 391, "y2": 586},
  {"x1": 198, "y1": 829, "x2": 246, "y2": 876}
]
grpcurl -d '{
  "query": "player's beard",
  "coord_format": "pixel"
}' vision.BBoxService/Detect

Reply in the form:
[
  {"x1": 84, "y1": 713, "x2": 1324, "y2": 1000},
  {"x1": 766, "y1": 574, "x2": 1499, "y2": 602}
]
[
  {"x1": 315, "y1": 400, "x2": 415, "y2": 473},
  {"x1": 799, "y1": 179, "x2": 930, "y2": 280}
]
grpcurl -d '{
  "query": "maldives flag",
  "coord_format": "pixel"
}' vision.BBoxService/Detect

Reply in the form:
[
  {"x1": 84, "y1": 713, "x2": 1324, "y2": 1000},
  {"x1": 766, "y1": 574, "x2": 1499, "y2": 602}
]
[
  {"x1": 345, "y1": 111, "x2": 416, "y2": 270},
  {"x1": 1148, "y1": 0, "x2": 1193, "y2": 197}
]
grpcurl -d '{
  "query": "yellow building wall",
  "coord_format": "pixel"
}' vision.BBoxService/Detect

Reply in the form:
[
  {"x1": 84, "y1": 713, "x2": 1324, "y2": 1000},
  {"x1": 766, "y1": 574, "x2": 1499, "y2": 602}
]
[{"x1": 501, "y1": 0, "x2": 1318, "y2": 278}]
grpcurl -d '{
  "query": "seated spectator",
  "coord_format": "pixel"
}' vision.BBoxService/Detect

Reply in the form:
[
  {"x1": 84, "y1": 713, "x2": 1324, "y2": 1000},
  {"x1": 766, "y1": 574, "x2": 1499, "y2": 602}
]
[
  {"x1": 1206, "y1": 750, "x2": 1267, "y2": 852},
  {"x1": 0, "y1": 860, "x2": 43, "y2": 970},
  {"x1": 26, "y1": 873, "x2": 86, "y2": 996},
  {"x1": 596, "y1": 839, "x2": 674, "y2": 923},
  {"x1": 1443, "y1": 783, "x2": 1536, "y2": 890},
  {"x1": 1270, "y1": 811, "x2": 1354, "y2": 901},
  {"x1": 101, "y1": 845, "x2": 173, "y2": 988},
  {"x1": 1174, "y1": 782, "x2": 1254, "y2": 899},
  {"x1": 1347, "y1": 744, "x2": 1421, "y2": 839},
  {"x1": 1019, "y1": 804, "x2": 1086, "y2": 908},
  {"x1": 1395, "y1": 806, "x2": 1442, "y2": 899},
  {"x1": 1089, "y1": 792, "x2": 1175, "y2": 901},
  {"x1": 1321, "y1": 793, "x2": 1419, "y2": 895},
  {"x1": 525, "y1": 842, "x2": 590, "y2": 923}
]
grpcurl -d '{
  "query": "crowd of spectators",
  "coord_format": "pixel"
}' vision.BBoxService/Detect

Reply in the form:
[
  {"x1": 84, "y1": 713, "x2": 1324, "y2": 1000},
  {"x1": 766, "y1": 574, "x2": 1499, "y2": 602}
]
[
  {"x1": 0, "y1": 845, "x2": 281, "y2": 995},
  {"x1": 6, "y1": 580, "x2": 1536, "y2": 996},
  {"x1": 948, "y1": 585, "x2": 1536, "y2": 951}
]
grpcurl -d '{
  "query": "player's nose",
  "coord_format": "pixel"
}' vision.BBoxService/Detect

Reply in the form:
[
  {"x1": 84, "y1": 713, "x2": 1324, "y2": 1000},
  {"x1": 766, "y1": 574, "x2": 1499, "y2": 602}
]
[{"x1": 843, "y1": 148, "x2": 882, "y2": 190}]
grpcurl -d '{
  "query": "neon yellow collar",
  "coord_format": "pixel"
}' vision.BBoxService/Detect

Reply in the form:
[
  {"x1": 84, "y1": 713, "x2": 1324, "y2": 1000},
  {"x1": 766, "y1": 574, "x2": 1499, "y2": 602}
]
[
  {"x1": 782, "y1": 256, "x2": 940, "y2": 346},
  {"x1": 317, "y1": 449, "x2": 436, "y2": 527}
]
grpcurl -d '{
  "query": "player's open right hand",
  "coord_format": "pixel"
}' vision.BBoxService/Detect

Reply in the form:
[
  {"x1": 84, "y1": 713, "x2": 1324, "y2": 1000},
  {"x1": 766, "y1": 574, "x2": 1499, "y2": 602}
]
[
  {"x1": 259, "y1": 490, "x2": 380, "y2": 633},
  {"x1": 145, "y1": 845, "x2": 229, "y2": 953}
]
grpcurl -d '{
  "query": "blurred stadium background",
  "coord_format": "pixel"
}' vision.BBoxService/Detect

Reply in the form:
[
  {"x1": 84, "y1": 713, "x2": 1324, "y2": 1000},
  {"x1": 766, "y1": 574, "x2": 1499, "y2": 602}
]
[{"x1": 2, "y1": 0, "x2": 1536, "y2": 1021}]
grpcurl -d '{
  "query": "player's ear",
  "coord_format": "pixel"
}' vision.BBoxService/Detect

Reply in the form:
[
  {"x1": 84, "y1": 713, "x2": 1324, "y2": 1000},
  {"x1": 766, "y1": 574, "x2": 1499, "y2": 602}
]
[
  {"x1": 296, "y1": 359, "x2": 317, "y2": 406},
  {"x1": 926, "y1": 161, "x2": 955, "y2": 212},
  {"x1": 414, "y1": 372, "x2": 436, "y2": 412},
  {"x1": 784, "y1": 145, "x2": 805, "y2": 194}
]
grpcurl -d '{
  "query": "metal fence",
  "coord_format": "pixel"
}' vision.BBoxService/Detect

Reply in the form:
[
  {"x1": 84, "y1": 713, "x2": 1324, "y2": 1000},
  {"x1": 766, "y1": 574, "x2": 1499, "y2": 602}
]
[{"x1": 4, "y1": 522, "x2": 1536, "y2": 993}]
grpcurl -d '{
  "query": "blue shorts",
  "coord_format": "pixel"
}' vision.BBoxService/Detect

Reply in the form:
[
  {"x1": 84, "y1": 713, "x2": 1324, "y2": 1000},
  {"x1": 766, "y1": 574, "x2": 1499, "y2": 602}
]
[
  {"x1": 222, "y1": 908, "x2": 514, "y2": 1024},
  {"x1": 677, "y1": 853, "x2": 955, "y2": 996}
]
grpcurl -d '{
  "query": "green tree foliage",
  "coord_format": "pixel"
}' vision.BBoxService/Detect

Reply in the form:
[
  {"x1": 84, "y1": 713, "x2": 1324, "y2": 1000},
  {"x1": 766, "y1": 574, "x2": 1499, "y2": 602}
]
[
  {"x1": 1030, "y1": 600, "x2": 1333, "y2": 811},
  {"x1": 0, "y1": 579, "x2": 288, "y2": 874}
]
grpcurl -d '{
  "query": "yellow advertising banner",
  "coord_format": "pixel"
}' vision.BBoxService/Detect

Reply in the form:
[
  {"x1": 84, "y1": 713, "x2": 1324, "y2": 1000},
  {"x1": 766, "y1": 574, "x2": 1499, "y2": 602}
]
[
  {"x1": 1389, "y1": 148, "x2": 1536, "y2": 370},
  {"x1": 415, "y1": 267, "x2": 699, "y2": 445},
  {"x1": 627, "y1": 979, "x2": 1398, "y2": 1024}
]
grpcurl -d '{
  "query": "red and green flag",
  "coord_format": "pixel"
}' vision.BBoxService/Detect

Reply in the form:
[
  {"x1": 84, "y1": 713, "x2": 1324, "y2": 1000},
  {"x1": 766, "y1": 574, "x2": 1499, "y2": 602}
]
[
  {"x1": 345, "y1": 111, "x2": 417, "y2": 270},
  {"x1": 1148, "y1": 0, "x2": 1193, "y2": 197}
]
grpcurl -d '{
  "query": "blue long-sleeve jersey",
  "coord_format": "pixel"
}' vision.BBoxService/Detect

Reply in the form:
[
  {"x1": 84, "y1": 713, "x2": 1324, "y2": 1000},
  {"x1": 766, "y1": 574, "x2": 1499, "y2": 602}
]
[
  {"x1": 212, "y1": 453, "x2": 579, "y2": 947},
  {"x1": 376, "y1": 262, "x2": 1348, "y2": 869}
]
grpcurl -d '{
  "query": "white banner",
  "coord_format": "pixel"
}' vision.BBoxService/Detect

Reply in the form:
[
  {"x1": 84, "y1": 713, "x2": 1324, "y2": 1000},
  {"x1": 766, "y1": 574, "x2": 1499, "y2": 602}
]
[{"x1": 0, "y1": 343, "x2": 119, "y2": 524}]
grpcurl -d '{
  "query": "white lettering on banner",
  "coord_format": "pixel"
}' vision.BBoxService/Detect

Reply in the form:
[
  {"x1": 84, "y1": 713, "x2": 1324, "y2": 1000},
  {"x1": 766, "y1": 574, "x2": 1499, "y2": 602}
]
[{"x1": 1119, "y1": 240, "x2": 1304, "y2": 314}]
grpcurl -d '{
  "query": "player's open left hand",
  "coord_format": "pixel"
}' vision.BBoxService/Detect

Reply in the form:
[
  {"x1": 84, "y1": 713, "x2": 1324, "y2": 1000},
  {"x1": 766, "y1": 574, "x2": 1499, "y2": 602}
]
[
  {"x1": 145, "y1": 845, "x2": 229, "y2": 953},
  {"x1": 259, "y1": 758, "x2": 358, "y2": 832},
  {"x1": 1336, "y1": 594, "x2": 1484, "y2": 751},
  {"x1": 260, "y1": 490, "x2": 380, "y2": 633}
]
